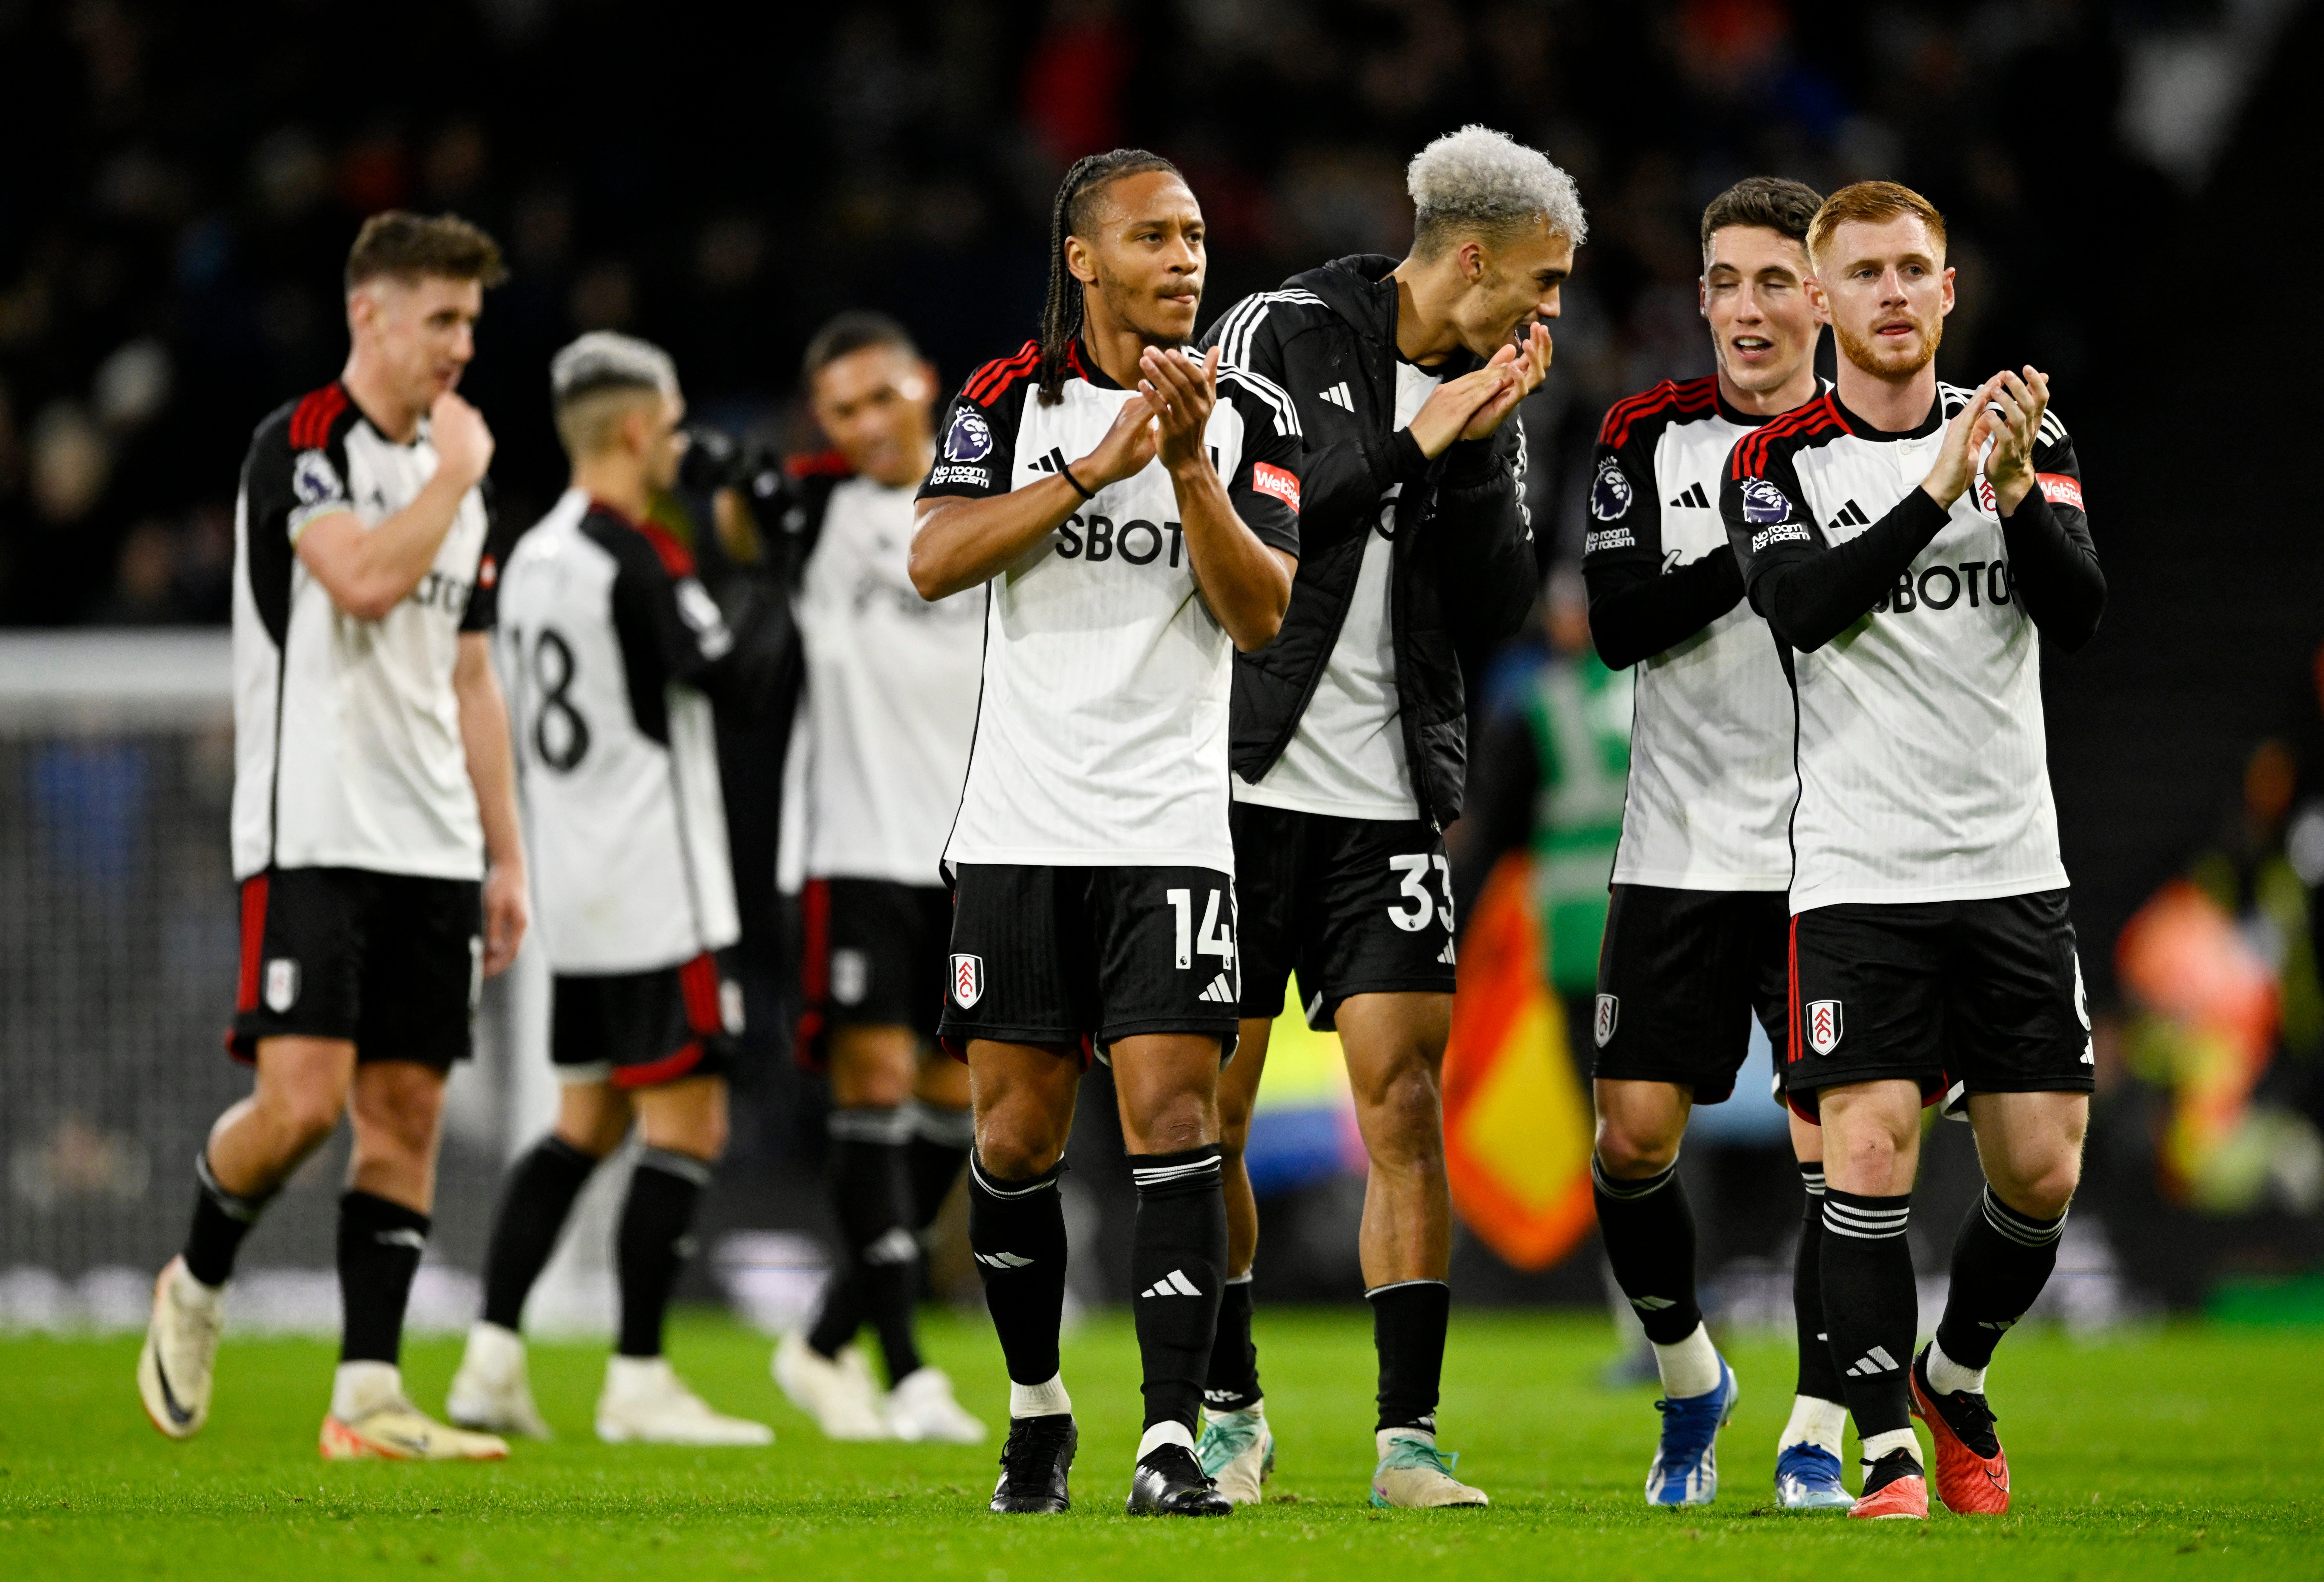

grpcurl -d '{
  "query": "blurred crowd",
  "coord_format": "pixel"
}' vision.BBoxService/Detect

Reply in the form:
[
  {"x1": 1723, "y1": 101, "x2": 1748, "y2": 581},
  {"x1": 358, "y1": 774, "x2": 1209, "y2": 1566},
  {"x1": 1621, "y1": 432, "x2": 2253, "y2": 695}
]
[{"x1": 0, "y1": 0, "x2": 2174, "y2": 627}]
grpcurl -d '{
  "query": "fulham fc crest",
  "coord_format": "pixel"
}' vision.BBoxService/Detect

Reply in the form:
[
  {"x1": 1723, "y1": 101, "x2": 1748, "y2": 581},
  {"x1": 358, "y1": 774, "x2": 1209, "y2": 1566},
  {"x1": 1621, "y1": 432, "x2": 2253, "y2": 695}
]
[
  {"x1": 265, "y1": 958, "x2": 301, "y2": 1014},
  {"x1": 1806, "y1": 999, "x2": 1844, "y2": 1056},
  {"x1": 1593, "y1": 993, "x2": 1619, "y2": 1048},
  {"x1": 951, "y1": 954, "x2": 984, "y2": 1009}
]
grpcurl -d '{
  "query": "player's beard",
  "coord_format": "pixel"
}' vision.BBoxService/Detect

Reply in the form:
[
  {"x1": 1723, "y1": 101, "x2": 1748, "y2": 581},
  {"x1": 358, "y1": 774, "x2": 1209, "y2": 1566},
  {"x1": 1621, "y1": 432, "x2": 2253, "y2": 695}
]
[
  {"x1": 1835, "y1": 309, "x2": 1942, "y2": 380},
  {"x1": 1093, "y1": 267, "x2": 1193, "y2": 349}
]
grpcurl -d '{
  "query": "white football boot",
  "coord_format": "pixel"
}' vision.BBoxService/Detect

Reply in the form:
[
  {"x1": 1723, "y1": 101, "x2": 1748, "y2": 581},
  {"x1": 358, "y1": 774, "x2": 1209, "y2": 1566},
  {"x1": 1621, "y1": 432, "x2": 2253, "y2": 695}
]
[
  {"x1": 772, "y1": 1330, "x2": 888, "y2": 1440},
  {"x1": 1370, "y1": 1428, "x2": 1490, "y2": 1508},
  {"x1": 1196, "y1": 1401, "x2": 1275, "y2": 1505},
  {"x1": 446, "y1": 1321, "x2": 554, "y2": 1440},
  {"x1": 321, "y1": 1364, "x2": 509, "y2": 1460},
  {"x1": 595, "y1": 1355, "x2": 773, "y2": 1446},
  {"x1": 885, "y1": 1366, "x2": 987, "y2": 1443},
  {"x1": 137, "y1": 1256, "x2": 224, "y2": 1440}
]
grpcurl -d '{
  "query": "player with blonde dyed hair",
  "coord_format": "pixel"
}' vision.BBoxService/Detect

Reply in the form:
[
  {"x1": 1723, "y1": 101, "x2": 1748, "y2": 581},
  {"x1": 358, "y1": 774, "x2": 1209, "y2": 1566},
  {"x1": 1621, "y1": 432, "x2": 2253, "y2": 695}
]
[{"x1": 1191, "y1": 124, "x2": 1566, "y2": 1509}]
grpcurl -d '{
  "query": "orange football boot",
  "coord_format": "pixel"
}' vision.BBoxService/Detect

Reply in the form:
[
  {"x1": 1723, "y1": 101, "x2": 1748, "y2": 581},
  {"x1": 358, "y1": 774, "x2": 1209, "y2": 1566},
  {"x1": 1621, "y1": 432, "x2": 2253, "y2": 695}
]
[
  {"x1": 1849, "y1": 1448, "x2": 1929, "y2": 1520},
  {"x1": 1910, "y1": 1344, "x2": 2010, "y2": 1514}
]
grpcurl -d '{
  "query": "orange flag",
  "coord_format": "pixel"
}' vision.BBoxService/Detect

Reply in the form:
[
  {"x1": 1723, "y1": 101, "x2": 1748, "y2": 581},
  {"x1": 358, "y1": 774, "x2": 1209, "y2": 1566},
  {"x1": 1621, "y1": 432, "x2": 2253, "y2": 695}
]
[{"x1": 1441, "y1": 851, "x2": 1597, "y2": 1270}]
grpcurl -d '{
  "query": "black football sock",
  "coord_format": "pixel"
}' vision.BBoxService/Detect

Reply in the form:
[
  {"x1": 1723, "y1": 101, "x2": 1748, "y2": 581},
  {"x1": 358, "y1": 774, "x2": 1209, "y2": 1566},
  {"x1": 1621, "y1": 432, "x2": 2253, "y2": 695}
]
[
  {"x1": 1129, "y1": 1146, "x2": 1226, "y2": 1434},
  {"x1": 1369, "y1": 1279, "x2": 1451, "y2": 1434},
  {"x1": 1204, "y1": 1271, "x2": 1262, "y2": 1413},
  {"x1": 337, "y1": 1191, "x2": 431, "y2": 1366},
  {"x1": 1817, "y1": 1187, "x2": 1917, "y2": 1438},
  {"x1": 811, "y1": 1108, "x2": 922, "y2": 1383},
  {"x1": 480, "y1": 1135, "x2": 600, "y2": 1331},
  {"x1": 968, "y1": 1151, "x2": 1070, "y2": 1391},
  {"x1": 1590, "y1": 1152, "x2": 1701, "y2": 1344},
  {"x1": 615, "y1": 1147, "x2": 710, "y2": 1359},
  {"x1": 906, "y1": 1099, "x2": 975, "y2": 1226},
  {"x1": 182, "y1": 1149, "x2": 274, "y2": 1288},
  {"x1": 1792, "y1": 1160, "x2": 1845, "y2": 1404},
  {"x1": 1934, "y1": 1185, "x2": 2067, "y2": 1372}
]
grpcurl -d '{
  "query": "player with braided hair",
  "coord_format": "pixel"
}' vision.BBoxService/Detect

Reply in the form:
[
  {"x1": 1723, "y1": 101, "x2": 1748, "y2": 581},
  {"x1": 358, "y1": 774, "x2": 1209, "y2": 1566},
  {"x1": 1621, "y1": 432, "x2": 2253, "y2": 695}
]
[{"x1": 910, "y1": 149, "x2": 1305, "y2": 1517}]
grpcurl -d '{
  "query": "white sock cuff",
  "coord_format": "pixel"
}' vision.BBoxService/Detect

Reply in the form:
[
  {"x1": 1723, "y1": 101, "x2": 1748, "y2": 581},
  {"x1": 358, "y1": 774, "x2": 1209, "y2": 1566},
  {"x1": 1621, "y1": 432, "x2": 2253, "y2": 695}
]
[
  {"x1": 1860, "y1": 1427, "x2": 1919, "y2": 1466},
  {"x1": 1137, "y1": 1420, "x2": 1195, "y2": 1459},
  {"x1": 1779, "y1": 1393, "x2": 1848, "y2": 1457},
  {"x1": 1008, "y1": 1372, "x2": 1071, "y2": 1419},
  {"x1": 1649, "y1": 1322, "x2": 1722, "y2": 1399},
  {"x1": 330, "y1": 1360, "x2": 402, "y2": 1421},
  {"x1": 1225, "y1": 1270, "x2": 1254, "y2": 1286},
  {"x1": 1926, "y1": 1336, "x2": 1987, "y2": 1395}
]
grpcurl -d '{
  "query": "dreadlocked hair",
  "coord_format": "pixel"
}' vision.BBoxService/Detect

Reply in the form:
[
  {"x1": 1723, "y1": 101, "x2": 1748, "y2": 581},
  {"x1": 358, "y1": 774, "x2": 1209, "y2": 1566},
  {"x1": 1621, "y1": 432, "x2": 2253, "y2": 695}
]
[{"x1": 1036, "y1": 148, "x2": 1182, "y2": 405}]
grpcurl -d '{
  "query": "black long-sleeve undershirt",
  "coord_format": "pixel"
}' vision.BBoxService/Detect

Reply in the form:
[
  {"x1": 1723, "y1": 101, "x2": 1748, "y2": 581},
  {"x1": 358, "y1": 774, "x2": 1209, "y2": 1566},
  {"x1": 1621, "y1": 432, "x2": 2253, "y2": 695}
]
[
  {"x1": 1996, "y1": 488, "x2": 2105, "y2": 653},
  {"x1": 1748, "y1": 484, "x2": 2104, "y2": 655},
  {"x1": 1584, "y1": 549, "x2": 1746, "y2": 669}
]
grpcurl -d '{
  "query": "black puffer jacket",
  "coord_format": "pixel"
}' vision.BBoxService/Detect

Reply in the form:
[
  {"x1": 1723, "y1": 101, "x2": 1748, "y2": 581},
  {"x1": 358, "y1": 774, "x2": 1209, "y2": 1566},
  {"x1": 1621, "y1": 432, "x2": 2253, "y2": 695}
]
[{"x1": 1196, "y1": 253, "x2": 1538, "y2": 829}]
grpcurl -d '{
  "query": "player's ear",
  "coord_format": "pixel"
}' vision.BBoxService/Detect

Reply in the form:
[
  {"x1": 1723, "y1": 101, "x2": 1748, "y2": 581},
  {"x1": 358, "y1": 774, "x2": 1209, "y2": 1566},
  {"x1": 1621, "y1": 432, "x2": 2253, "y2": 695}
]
[{"x1": 1064, "y1": 233, "x2": 1098, "y2": 286}]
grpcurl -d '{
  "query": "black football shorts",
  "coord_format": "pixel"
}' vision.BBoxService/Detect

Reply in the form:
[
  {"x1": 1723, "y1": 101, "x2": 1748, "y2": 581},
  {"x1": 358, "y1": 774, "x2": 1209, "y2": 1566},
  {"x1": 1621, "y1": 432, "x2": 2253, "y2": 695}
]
[
  {"x1": 794, "y1": 878, "x2": 953, "y2": 1070},
  {"x1": 1783, "y1": 889, "x2": 2095, "y2": 1121},
  {"x1": 939, "y1": 863, "x2": 1240, "y2": 1064},
  {"x1": 1592, "y1": 884, "x2": 1789, "y2": 1104},
  {"x1": 1232, "y1": 802, "x2": 1457, "y2": 1030},
  {"x1": 552, "y1": 950, "x2": 742, "y2": 1089},
  {"x1": 227, "y1": 865, "x2": 481, "y2": 1068}
]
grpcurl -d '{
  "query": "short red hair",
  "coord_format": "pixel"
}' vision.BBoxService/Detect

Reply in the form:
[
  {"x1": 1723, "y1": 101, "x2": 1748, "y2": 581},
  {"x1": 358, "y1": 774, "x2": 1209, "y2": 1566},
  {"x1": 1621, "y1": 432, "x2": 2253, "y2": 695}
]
[{"x1": 1806, "y1": 181, "x2": 1947, "y2": 269}]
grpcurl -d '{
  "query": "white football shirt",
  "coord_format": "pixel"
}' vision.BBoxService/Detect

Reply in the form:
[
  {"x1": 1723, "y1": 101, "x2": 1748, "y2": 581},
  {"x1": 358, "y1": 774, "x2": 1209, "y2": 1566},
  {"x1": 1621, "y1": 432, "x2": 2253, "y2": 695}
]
[
  {"x1": 1235, "y1": 359, "x2": 1441, "y2": 820},
  {"x1": 497, "y1": 490, "x2": 741, "y2": 974},
  {"x1": 1725, "y1": 385, "x2": 2086, "y2": 912},
  {"x1": 1583, "y1": 376, "x2": 1802, "y2": 892},
  {"x1": 229, "y1": 383, "x2": 502, "y2": 883},
  {"x1": 918, "y1": 340, "x2": 1304, "y2": 870},
  {"x1": 796, "y1": 474, "x2": 986, "y2": 886}
]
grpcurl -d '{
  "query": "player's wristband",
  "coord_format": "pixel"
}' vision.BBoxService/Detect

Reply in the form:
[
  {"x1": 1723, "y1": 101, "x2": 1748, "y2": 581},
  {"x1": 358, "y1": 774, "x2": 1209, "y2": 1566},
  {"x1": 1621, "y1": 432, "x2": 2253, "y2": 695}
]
[{"x1": 1058, "y1": 461, "x2": 1097, "y2": 501}]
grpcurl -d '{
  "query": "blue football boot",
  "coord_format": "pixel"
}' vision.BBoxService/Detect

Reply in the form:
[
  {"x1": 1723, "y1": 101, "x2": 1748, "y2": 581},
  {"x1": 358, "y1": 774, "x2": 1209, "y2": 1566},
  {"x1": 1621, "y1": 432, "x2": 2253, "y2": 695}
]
[
  {"x1": 1774, "y1": 1439, "x2": 1854, "y2": 1510},
  {"x1": 1645, "y1": 1356, "x2": 1738, "y2": 1506}
]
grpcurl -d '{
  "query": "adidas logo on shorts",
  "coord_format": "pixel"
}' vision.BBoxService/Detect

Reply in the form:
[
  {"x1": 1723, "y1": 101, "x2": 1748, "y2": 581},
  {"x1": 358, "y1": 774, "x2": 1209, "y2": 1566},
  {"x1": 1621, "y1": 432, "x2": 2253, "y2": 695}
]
[{"x1": 1197, "y1": 972, "x2": 1234, "y2": 1004}]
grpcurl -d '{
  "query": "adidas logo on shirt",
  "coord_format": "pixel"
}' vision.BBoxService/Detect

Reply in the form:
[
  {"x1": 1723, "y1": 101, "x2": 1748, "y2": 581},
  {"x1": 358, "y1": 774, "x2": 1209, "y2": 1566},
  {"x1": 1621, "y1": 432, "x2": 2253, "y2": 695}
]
[
  {"x1": 1141, "y1": 1269, "x2": 1203, "y2": 1298},
  {"x1": 1667, "y1": 481, "x2": 1710, "y2": 509},
  {"x1": 1844, "y1": 1345, "x2": 1901, "y2": 1377},
  {"x1": 1197, "y1": 972, "x2": 1235, "y2": 1004},
  {"x1": 1318, "y1": 382, "x2": 1355, "y2": 412},
  {"x1": 1827, "y1": 498, "x2": 1870, "y2": 531}
]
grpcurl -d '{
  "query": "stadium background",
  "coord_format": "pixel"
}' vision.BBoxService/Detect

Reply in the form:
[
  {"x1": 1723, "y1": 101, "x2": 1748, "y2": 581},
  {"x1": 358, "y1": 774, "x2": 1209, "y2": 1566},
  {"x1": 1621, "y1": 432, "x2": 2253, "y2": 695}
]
[{"x1": 1, "y1": 0, "x2": 2319, "y2": 1345}]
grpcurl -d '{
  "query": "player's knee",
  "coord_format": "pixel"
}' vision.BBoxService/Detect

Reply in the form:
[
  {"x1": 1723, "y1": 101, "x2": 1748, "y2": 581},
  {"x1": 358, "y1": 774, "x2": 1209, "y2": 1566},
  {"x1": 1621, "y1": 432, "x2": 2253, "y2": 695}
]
[
  {"x1": 830, "y1": 1029, "x2": 916, "y2": 1108},
  {"x1": 975, "y1": 1127, "x2": 1063, "y2": 1180},
  {"x1": 1997, "y1": 1153, "x2": 2080, "y2": 1221},
  {"x1": 1130, "y1": 1094, "x2": 1213, "y2": 1156},
  {"x1": 1218, "y1": 1109, "x2": 1252, "y2": 1161},
  {"x1": 974, "y1": 1101, "x2": 1068, "y2": 1179},
  {"x1": 261, "y1": 1076, "x2": 349, "y2": 1150},
  {"x1": 1360, "y1": 1062, "x2": 1445, "y2": 1168},
  {"x1": 688, "y1": 1106, "x2": 730, "y2": 1162},
  {"x1": 1593, "y1": 1116, "x2": 1679, "y2": 1179}
]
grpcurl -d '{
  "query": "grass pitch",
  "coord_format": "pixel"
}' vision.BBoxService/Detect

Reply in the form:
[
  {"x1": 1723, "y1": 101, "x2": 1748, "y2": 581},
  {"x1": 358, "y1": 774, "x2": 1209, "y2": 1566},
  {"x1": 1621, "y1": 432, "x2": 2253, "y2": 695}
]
[{"x1": 0, "y1": 1308, "x2": 2314, "y2": 1579}]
